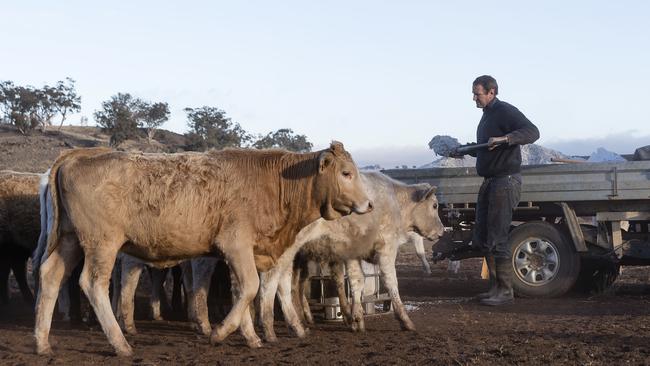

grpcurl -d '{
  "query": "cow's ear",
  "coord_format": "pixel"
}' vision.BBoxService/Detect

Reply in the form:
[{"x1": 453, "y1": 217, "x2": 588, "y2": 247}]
[
  {"x1": 419, "y1": 185, "x2": 437, "y2": 202},
  {"x1": 319, "y1": 151, "x2": 334, "y2": 174},
  {"x1": 329, "y1": 141, "x2": 345, "y2": 155}
]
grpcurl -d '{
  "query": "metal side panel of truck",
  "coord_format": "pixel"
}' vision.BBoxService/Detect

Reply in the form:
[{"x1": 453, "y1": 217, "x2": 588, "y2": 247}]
[{"x1": 383, "y1": 161, "x2": 650, "y2": 298}]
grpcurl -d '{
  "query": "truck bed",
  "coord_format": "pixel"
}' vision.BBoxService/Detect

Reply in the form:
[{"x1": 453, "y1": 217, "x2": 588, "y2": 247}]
[{"x1": 383, "y1": 161, "x2": 650, "y2": 207}]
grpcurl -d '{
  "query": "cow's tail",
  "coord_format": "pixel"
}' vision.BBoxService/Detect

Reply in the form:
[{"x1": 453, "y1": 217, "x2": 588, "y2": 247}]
[
  {"x1": 44, "y1": 160, "x2": 67, "y2": 259},
  {"x1": 33, "y1": 169, "x2": 52, "y2": 295},
  {"x1": 44, "y1": 147, "x2": 88, "y2": 259}
]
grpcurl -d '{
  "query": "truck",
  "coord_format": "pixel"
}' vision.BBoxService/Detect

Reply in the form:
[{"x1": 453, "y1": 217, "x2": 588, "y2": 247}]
[{"x1": 382, "y1": 160, "x2": 650, "y2": 298}]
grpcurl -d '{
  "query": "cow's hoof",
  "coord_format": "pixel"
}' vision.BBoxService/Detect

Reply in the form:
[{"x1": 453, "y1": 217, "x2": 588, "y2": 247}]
[
  {"x1": 36, "y1": 344, "x2": 53, "y2": 356},
  {"x1": 351, "y1": 320, "x2": 366, "y2": 333},
  {"x1": 125, "y1": 326, "x2": 138, "y2": 335},
  {"x1": 200, "y1": 325, "x2": 212, "y2": 337},
  {"x1": 401, "y1": 321, "x2": 416, "y2": 331},
  {"x1": 152, "y1": 315, "x2": 163, "y2": 321},
  {"x1": 195, "y1": 319, "x2": 212, "y2": 336},
  {"x1": 115, "y1": 345, "x2": 134, "y2": 357},
  {"x1": 292, "y1": 326, "x2": 307, "y2": 338},
  {"x1": 209, "y1": 330, "x2": 226, "y2": 346},
  {"x1": 264, "y1": 333, "x2": 278, "y2": 343},
  {"x1": 246, "y1": 338, "x2": 263, "y2": 348}
]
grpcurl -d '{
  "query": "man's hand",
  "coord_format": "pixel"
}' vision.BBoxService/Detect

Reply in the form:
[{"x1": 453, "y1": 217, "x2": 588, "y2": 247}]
[{"x1": 487, "y1": 136, "x2": 509, "y2": 150}]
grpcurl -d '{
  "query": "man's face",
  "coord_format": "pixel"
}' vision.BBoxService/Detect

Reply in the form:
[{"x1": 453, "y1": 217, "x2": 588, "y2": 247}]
[{"x1": 472, "y1": 84, "x2": 496, "y2": 108}]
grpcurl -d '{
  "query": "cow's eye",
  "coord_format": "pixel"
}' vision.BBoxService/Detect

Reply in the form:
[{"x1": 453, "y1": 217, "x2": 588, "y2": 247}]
[
  {"x1": 342, "y1": 171, "x2": 352, "y2": 178},
  {"x1": 433, "y1": 203, "x2": 438, "y2": 209}
]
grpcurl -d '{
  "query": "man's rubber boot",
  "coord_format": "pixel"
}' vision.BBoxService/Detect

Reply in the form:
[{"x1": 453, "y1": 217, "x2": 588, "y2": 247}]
[
  {"x1": 475, "y1": 256, "x2": 497, "y2": 300},
  {"x1": 481, "y1": 258, "x2": 514, "y2": 306}
]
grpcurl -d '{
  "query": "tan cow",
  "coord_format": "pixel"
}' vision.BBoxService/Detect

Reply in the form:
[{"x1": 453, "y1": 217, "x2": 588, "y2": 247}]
[
  {"x1": 0, "y1": 171, "x2": 42, "y2": 304},
  {"x1": 35, "y1": 142, "x2": 372, "y2": 356}
]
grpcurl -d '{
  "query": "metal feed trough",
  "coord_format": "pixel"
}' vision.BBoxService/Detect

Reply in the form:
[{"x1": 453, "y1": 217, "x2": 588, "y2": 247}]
[{"x1": 307, "y1": 261, "x2": 392, "y2": 321}]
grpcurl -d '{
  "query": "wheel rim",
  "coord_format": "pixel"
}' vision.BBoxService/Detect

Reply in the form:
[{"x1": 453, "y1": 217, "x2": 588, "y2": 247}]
[{"x1": 513, "y1": 237, "x2": 560, "y2": 287}]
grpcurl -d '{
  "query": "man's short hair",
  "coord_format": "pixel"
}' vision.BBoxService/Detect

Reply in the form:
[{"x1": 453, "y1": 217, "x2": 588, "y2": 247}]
[{"x1": 473, "y1": 75, "x2": 498, "y2": 95}]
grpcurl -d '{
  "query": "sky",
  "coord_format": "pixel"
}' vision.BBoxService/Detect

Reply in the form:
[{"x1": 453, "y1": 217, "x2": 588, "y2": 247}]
[{"x1": 2, "y1": 1, "x2": 649, "y2": 167}]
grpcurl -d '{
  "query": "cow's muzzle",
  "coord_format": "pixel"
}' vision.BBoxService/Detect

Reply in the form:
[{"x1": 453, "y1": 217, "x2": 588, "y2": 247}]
[
  {"x1": 417, "y1": 227, "x2": 444, "y2": 242},
  {"x1": 353, "y1": 200, "x2": 373, "y2": 214}
]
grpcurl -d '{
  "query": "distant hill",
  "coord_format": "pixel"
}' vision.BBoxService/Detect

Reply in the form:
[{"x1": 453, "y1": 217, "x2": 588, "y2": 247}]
[{"x1": 0, "y1": 124, "x2": 189, "y2": 173}]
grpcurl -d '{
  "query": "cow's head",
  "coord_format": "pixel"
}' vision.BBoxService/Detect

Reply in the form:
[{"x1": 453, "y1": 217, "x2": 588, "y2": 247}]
[
  {"x1": 407, "y1": 184, "x2": 444, "y2": 241},
  {"x1": 315, "y1": 141, "x2": 373, "y2": 220}
]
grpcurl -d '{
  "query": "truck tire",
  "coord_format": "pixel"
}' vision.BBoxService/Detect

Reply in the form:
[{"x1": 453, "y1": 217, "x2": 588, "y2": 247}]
[{"x1": 508, "y1": 221, "x2": 581, "y2": 298}]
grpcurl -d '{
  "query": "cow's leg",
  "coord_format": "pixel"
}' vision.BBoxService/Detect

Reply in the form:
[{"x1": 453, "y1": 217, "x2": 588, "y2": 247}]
[
  {"x1": 179, "y1": 261, "x2": 195, "y2": 322},
  {"x1": 412, "y1": 234, "x2": 432, "y2": 275},
  {"x1": 345, "y1": 259, "x2": 366, "y2": 332},
  {"x1": 34, "y1": 234, "x2": 82, "y2": 355},
  {"x1": 331, "y1": 261, "x2": 354, "y2": 326},
  {"x1": 78, "y1": 245, "x2": 132, "y2": 357},
  {"x1": 277, "y1": 266, "x2": 307, "y2": 338},
  {"x1": 229, "y1": 269, "x2": 262, "y2": 348},
  {"x1": 263, "y1": 226, "x2": 321, "y2": 339},
  {"x1": 260, "y1": 252, "x2": 308, "y2": 343},
  {"x1": 378, "y1": 247, "x2": 415, "y2": 331},
  {"x1": 258, "y1": 271, "x2": 279, "y2": 342},
  {"x1": 11, "y1": 254, "x2": 34, "y2": 304},
  {"x1": 119, "y1": 258, "x2": 144, "y2": 335},
  {"x1": 210, "y1": 245, "x2": 261, "y2": 348},
  {"x1": 191, "y1": 257, "x2": 217, "y2": 336},
  {"x1": 149, "y1": 268, "x2": 165, "y2": 321},
  {"x1": 295, "y1": 264, "x2": 315, "y2": 325},
  {"x1": 239, "y1": 302, "x2": 260, "y2": 348}
]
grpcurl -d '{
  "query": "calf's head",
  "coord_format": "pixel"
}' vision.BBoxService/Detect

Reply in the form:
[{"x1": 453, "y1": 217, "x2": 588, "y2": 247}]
[
  {"x1": 408, "y1": 184, "x2": 444, "y2": 241},
  {"x1": 315, "y1": 141, "x2": 373, "y2": 220}
]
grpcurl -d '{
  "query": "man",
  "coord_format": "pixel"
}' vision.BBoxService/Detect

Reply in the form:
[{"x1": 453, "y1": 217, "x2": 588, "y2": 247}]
[{"x1": 454, "y1": 75, "x2": 539, "y2": 306}]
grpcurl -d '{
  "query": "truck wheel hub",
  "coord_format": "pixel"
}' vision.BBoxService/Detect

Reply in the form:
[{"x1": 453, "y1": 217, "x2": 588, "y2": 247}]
[{"x1": 513, "y1": 238, "x2": 560, "y2": 286}]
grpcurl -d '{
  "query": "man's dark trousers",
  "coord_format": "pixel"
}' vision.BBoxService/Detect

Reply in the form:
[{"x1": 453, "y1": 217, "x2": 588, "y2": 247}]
[{"x1": 472, "y1": 174, "x2": 522, "y2": 259}]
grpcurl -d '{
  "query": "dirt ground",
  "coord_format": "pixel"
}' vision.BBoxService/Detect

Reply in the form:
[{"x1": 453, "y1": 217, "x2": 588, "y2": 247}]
[{"x1": 1, "y1": 243, "x2": 650, "y2": 366}]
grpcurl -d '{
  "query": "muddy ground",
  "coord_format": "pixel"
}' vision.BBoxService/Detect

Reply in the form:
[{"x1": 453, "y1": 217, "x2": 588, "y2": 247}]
[{"x1": 1, "y1": 244, "x2": 650, "y2": 366}]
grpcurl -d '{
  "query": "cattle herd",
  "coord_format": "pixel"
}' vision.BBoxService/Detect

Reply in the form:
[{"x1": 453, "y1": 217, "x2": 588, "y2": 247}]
[{"x1": 0, "y1": 142, "x2": 444, "y2": 357}]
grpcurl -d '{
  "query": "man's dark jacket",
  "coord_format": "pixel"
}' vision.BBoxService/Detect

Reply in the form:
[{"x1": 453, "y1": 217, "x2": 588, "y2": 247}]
[{"x1": 472, "y1": 98, "x2": 540, "y2": 177}]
